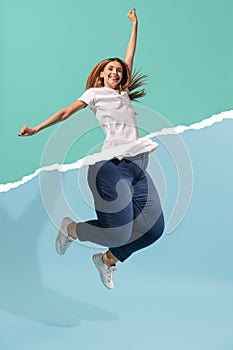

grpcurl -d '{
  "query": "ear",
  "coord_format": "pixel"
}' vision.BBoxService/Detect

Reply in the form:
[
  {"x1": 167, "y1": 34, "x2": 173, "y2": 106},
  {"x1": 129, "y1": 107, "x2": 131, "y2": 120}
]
[{"x1": 100, "y1": 71, "x2": 104, "y2": 78}]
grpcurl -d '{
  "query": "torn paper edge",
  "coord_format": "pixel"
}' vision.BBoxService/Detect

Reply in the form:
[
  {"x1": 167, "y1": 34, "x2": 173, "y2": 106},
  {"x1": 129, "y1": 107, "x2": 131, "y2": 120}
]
[{"x1": 1, "y1": 110, "x2": 233, "y2": 193}]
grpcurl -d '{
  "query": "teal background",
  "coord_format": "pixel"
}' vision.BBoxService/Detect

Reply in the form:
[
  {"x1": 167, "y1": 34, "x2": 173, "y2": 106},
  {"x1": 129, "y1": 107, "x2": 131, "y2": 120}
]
[{"x1": 1, "y1": 0, "x2": 233, "y2": 183}]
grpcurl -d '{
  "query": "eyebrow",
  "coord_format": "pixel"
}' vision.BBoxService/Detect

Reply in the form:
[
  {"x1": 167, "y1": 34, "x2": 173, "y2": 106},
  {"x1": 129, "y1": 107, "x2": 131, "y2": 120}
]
[{"x1": 108, "y1": 65, "x2": 122, "y2": 70}]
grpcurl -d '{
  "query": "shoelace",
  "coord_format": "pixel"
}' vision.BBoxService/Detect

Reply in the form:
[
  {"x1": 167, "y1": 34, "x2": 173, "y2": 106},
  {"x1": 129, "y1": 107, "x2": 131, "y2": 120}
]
[
  {"x1": 59, "y1": 236, "x2": 71, "y2": 251},
  {"x1": 105, "y1": 266, "x2": 117, "y2": 283}
]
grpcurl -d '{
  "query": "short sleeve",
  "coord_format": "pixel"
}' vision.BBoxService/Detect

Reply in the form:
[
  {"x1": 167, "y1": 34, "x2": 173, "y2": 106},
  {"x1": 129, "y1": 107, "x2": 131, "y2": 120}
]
[{"x1": 78, "y1": 88, "x2": 95, "y2": 106}]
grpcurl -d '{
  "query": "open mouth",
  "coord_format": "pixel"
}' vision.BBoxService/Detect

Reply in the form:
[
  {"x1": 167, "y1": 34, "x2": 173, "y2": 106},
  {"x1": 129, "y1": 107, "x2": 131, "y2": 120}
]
[{"x1": 109, "y1": 76, "x2": 119, "y2": 82}]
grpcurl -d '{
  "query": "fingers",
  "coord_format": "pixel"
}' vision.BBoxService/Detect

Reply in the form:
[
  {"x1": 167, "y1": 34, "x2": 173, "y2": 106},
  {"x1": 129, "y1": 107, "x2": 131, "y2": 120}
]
[
  {"x1": 127, "y1": 9, "x2": 135, "y2": 15},
  {"x1": 18, "y1": 126, "x2": 27, "y2": 136},
  {"x1": 18, "y1": 126, "x2": 32, "y2": 136},
  {"x1": 127, "y1": 8, "x2": 137, "y2": 20}
]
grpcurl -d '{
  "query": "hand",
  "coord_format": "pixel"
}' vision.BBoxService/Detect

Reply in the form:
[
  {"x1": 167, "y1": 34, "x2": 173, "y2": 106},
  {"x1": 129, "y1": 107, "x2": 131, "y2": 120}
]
[
  {"x1": 18, "y1": 125, "x2": 36, "y2": 136},
  {"x1": 127, "y1": 8, "x2": 137, "y2": 24}
]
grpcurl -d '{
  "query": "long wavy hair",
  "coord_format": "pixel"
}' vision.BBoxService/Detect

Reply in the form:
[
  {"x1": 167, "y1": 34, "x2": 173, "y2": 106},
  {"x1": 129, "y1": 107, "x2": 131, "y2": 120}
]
[{"x1": 85, "y1": 57, "x2": 147, "y2": 101}]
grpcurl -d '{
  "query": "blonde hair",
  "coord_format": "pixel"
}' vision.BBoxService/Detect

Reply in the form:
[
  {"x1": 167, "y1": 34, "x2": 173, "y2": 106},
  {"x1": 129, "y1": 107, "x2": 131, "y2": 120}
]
[{"x1": 85, "y1": 57, "x2": 147, "y2": 101}]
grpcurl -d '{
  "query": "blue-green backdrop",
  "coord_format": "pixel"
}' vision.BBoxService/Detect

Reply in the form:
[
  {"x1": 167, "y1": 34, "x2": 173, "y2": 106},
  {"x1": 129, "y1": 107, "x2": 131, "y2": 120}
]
[{"x1": 1, "y1": 0, "x2": 233, "y2": 183}]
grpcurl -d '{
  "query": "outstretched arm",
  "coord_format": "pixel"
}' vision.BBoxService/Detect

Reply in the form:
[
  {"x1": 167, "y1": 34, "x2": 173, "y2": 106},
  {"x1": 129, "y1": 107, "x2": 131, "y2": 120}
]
[
  {"x1": 18, "y1": 99, "x2": 86, "y2": 136},
  {"x1": 125, "y1": 8, "x2": 138, "y2": 72}
]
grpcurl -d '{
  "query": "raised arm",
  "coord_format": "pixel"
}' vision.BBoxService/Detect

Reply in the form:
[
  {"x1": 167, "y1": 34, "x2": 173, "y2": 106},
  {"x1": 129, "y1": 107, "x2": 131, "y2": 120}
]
[
  {"x1": 125, "y1": 8, "x2": 138, "y2": 72},
  {"x1": 18, "y1": 99, "x2": 86, "y2": 136}
]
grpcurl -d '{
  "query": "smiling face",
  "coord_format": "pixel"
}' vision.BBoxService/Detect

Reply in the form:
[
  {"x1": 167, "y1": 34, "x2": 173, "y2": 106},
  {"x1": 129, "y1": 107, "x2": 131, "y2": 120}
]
[{"x1": 100, "y1": 60, "x2": 123, "y2": 89}]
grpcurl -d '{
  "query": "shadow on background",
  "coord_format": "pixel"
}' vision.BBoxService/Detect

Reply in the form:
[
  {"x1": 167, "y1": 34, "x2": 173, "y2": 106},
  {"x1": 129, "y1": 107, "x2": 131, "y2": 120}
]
[{"x1": 0, "y1": 182, "x2": 117, "y2": 327}]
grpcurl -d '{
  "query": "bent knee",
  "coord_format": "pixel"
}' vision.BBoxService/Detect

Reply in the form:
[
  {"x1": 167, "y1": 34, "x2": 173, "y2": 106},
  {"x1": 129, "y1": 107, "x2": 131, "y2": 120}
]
[{"x1": 149, "y1": 213, "x2": 165, "y2": 240}]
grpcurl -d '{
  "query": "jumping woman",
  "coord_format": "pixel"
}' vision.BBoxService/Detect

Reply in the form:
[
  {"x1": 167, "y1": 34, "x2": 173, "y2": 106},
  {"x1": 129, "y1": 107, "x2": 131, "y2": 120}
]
[{"x1": 19, "y1": 9, "x2": 165, "y2": 289}]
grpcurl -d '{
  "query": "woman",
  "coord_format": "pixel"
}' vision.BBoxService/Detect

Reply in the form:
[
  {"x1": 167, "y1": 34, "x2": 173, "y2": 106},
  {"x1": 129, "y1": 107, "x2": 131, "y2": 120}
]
[{"x1": 19, "y1": 9, "x2": 164, "y2": 289}]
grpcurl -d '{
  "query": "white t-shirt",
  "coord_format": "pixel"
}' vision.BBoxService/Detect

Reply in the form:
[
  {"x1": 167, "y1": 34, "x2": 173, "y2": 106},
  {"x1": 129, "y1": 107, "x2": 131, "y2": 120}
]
[{"x1": 78, "y1": 87, "x2": 158, "y2": 159}]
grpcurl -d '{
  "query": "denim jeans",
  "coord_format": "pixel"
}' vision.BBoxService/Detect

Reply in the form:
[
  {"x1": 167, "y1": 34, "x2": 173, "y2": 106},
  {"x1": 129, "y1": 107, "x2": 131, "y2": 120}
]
[{"x1": 76, "y1": 152, "x2": 164, "y2": 262}]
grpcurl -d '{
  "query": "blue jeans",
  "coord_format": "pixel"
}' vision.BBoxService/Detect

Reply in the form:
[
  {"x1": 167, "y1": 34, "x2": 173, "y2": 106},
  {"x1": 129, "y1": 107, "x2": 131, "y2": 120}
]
[{"x1": 76, "y1": 152, "x2": 164, "y2": 262}]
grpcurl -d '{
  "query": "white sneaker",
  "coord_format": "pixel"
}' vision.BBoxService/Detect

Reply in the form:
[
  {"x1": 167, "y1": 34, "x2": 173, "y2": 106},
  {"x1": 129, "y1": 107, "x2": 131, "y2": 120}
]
[
  {"x1": 56, "y1": 217, "x2": 74, "y2": 255},
  {"x1": 92, "y1": 253, "x2": 117, "y2": 289}
]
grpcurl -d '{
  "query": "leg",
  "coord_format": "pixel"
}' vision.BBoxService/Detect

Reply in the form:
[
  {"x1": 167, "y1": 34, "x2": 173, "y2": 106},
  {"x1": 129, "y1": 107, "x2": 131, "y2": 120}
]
[
  {"x1": 109, "y1": 170, "x2": 165, "y2": 262},
  {"x1": 75, "y1": 160, "x2": 135, "y2": 247}
]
